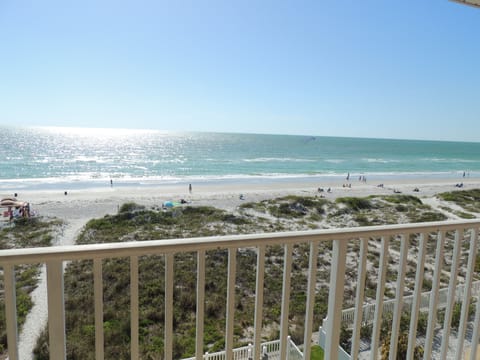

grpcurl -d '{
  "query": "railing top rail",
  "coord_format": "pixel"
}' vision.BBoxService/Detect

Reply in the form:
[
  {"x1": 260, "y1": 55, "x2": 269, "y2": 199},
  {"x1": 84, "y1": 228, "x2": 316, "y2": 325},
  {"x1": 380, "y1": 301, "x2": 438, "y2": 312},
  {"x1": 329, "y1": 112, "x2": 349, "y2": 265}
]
[{"x1": 1, "y1": 219, "x2": 479, "y2": 265}]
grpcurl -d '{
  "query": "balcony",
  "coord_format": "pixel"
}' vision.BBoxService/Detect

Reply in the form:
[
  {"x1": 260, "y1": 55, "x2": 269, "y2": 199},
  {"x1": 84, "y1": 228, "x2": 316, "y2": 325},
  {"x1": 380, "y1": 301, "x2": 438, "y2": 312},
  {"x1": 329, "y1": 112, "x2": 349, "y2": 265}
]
[{"x1": 1, "y1": 219, "x2": 480, "y2": 359}]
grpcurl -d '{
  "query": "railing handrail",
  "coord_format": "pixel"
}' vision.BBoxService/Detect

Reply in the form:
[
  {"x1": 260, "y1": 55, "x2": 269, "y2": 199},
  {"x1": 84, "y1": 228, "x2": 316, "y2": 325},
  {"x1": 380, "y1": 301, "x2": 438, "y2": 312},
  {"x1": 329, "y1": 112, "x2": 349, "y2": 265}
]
[{"x1": 1, "y1": 219, "x2": 479, "y2": 265}]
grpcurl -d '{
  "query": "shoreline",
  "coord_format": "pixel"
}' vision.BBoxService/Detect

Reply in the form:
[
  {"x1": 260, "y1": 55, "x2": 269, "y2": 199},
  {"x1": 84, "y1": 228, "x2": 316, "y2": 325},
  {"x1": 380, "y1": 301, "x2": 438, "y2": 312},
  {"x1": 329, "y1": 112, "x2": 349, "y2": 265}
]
[{"x1": 0, "y1": 170, "x2": 474, "y2": 192}]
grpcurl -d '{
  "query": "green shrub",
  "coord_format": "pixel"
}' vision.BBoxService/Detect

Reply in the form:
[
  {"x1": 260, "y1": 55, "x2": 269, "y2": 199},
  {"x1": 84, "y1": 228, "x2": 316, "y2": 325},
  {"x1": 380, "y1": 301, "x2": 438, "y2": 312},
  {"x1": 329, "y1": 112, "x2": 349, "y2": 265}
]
[
  {"x1": 336, "y1": 197, "x2": 374, "y2": 211},
  {"x1": 381, "y1": 195, "x2": 422, "y2": 205},
  {"x1": 437, "y1": 189, "x2": 480, "y2": 213},
  {"x1": 119, "y1": 202, "x2": 145, "y2": 213},
  {"x1": 381, "y1": 331, "x2": 424, "y2": 359}
]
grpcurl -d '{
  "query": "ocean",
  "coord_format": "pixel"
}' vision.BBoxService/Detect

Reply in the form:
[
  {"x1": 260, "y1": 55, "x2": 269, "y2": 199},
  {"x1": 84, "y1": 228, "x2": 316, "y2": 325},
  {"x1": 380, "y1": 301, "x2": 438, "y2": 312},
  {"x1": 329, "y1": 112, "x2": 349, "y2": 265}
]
[{"x1": 0, "y1": 126, "x2": 479, "y2": 191}]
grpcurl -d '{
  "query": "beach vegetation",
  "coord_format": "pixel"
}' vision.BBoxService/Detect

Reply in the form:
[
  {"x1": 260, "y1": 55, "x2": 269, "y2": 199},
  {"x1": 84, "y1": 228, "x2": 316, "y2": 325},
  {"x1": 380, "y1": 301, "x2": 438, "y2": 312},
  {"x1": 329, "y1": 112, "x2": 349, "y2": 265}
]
[
  {"x1": 409, "y1": 211, "x2": 447, "y2": 223},
  {"x1": 238, "y1": 201, "x2": 268, "y2": 213},
  {"x1": 35, "y1": 204, "x2": 317, "y2": 358},
  {"x1": 336, "y1": 197, "x2": 374, "y2": 211},
  {"x1": 436, "y1": 300, "x2": 476, "y2": 331},
  {"x1": 339, "y1": 323, "x2": 352, "y2": 351},
  {"x1": 378, "y1": 311, "x2": 428, "y2": 359},
  {"x1": 271, "y1": 202, "x2": 307, "y2": 218},
  {"x1": 422, "y1": 278, "x2": 433, "y2": 291},
  {"x1": 475, "y1": 254, "x2": 480, "y2": 273},
  {"x1": 354, "y1": 214, "x2": 373, "y2": 226},
  {"x1": 437, "y1": 189, "x2": 480, "y2": 213},
  {"x1": 28, "y1": 193, "x2": 455, "y2": 359},
  {"x1": 119, "y1": 201, "x2": 146, "y2": 213},
  {"x1": 455, "y1": 211, "x2": 476, "y2": 219},
  {"x1": 240, "y1": 196, "x2": 328, "y2": 223},
  {"x1": 439, "y1": 205, "x2": 476, "y2": 219},
  {"x1": 379, "y1": 194, "x2": 423, "y2": 205},
  {"x1": 380, "y1": 331, "x2": 424, "y2": 359},
  {"x1": 327, "y1": 195, "x2": 445, "y2": 227}
]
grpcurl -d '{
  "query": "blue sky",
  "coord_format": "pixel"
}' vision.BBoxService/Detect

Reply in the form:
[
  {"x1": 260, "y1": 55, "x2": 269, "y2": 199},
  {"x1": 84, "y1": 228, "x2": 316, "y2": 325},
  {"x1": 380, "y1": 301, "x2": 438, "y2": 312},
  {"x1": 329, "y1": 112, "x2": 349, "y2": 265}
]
[{"x1": 0, "y1": 1, "x2": 479, "y2": 141}]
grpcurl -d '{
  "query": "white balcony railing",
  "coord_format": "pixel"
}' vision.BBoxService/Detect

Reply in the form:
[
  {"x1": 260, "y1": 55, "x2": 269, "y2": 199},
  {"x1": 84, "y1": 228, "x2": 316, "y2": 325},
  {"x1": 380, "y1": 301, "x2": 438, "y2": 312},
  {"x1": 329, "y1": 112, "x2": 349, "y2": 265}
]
[
  {"x1": 1, "y1": 219, "x2": 480, "y2": 359},
  {"x1": 341, "y1": 280, "x2": 480, "y2": 328}
]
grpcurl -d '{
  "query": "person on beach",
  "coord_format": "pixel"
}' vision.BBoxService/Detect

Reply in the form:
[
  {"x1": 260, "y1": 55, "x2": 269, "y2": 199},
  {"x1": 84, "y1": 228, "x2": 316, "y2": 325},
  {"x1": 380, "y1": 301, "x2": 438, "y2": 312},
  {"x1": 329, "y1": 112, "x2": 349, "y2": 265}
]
[
  {"x1": 189, "y1": 184, "x2": 192, "y2": 193},
  {"x1": 110, "y1": 179, "x2": 113, "y2": 187}
]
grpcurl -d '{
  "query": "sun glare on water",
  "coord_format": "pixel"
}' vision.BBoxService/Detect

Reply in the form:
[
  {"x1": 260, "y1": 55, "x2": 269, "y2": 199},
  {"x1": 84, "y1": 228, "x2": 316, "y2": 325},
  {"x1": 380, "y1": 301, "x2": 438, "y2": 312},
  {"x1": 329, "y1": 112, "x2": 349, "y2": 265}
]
[{"x1": 38, "y1": 126, "x2": 164, "y2": 139}]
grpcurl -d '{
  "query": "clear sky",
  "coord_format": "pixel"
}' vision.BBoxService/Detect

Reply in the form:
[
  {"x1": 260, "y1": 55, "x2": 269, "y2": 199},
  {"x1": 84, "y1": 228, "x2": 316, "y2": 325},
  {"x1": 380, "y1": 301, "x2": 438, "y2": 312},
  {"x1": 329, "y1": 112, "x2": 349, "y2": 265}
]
[{"x1": 0, "y1": 1, "x2": 479, "y2": 141}]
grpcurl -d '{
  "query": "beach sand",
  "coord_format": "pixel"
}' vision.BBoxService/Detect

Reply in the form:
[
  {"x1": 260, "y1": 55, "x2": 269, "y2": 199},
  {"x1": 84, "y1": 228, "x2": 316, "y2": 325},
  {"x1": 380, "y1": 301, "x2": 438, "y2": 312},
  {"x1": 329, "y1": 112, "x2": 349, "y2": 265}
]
[
  {"x1": 6, "y1": 176, "x2": 479, "y2": 221},
  {"x1": 1, "y1": 176, "x2": 476, "y2": 230}
]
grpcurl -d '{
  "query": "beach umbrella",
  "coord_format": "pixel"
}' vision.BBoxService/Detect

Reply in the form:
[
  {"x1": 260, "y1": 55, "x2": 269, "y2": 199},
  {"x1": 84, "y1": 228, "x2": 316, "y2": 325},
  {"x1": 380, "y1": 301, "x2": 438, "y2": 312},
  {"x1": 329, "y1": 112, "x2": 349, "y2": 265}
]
[
  {"x1": 0, "y1": 198, "x2": 17, "y2": 207},
  {"x1": 0, "y1": 198, "x2": 27, "y2": 208}
]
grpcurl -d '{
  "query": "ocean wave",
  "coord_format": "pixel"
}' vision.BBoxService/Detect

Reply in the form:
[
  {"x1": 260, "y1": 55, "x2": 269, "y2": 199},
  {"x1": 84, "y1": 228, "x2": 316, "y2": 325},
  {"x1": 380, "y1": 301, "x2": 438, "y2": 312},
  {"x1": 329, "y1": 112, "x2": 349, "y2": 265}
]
[
  {"x1": 73, "y1": 156, "x2": 110, "y2": 163},
  {"x1": 422, "y1": 158, "x2": 478, "y2": 163},
  {"x1": 0, "y1": 170, "x2": 474, "y2": 191},
  {"x1": 242, "y1": 157, "x2": 315, "y2": 163},
  {"x1": 324, "y1": 159, "x2": 345, "y2": 164},
  {"x1": 363, "y1": 158, "x2": 401, "y2": 164}
]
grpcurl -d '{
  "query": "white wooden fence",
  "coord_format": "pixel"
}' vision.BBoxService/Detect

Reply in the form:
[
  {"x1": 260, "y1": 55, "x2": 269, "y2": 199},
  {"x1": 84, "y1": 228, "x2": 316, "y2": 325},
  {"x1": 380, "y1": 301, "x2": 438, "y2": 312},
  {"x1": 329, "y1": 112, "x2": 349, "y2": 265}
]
[
  {"x1": 183, "y1": 337, "x2": 302, "y2": 360},
  {"x1": 341, "y1": 280, "x2": 480, "y2": 327}
]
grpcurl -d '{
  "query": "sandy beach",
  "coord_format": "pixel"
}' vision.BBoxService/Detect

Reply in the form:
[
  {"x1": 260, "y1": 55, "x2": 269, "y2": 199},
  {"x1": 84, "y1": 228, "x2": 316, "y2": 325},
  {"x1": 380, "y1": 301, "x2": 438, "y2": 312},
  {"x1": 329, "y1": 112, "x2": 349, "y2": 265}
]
[{"x1": 4, "y1": 176, "x2": 478, "y2": 223}]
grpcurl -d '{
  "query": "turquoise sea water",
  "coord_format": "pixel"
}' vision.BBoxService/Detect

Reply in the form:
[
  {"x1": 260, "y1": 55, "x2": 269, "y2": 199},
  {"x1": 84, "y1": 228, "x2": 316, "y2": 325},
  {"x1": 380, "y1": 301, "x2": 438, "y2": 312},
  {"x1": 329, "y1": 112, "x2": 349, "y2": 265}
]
[{"x1": 0, "y1": 126, "x2": 479, "y2": 190}]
